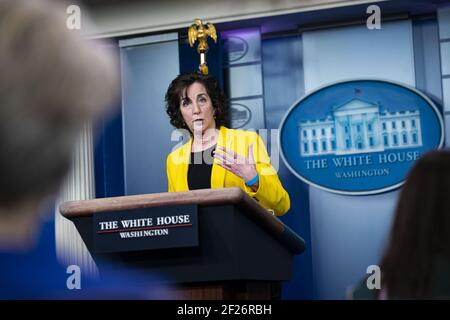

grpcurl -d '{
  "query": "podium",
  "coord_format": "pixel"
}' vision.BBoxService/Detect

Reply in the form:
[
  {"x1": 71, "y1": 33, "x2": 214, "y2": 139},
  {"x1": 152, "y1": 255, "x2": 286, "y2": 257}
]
[{"x1": 60, "y1": 187, "x2": 305, "y2": 299}]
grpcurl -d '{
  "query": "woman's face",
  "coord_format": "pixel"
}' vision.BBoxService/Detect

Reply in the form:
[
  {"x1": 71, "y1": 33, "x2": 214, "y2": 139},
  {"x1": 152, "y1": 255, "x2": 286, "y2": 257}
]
[{"x1": 179, "y1": 81, "x2": 216, "y2": 134}]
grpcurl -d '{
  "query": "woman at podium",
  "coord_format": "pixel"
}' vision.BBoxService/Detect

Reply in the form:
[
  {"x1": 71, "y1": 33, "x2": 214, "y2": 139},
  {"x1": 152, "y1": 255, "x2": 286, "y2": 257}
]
[{"x1": 164, "y1": 72, "x2": 290, "y2": 216}]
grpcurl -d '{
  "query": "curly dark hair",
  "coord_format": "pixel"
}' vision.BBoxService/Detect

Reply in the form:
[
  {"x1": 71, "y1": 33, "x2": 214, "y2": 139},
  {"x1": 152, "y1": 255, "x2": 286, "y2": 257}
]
[{"x1": 165, "y1": 72, "x2": 228, "y2": 131}]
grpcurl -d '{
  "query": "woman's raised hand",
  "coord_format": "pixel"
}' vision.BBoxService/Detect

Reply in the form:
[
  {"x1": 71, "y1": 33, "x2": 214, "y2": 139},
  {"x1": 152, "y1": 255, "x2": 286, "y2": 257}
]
[{"x1": 214, "y1": 144, "x2": 257, "y2": 183}]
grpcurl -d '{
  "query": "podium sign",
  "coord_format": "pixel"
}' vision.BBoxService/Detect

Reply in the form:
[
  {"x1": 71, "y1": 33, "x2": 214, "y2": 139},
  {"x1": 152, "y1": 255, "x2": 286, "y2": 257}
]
[
  {"x1": 60, "y1": 188, "x2": 306, "y2": 299},
  {"x1": 93, "y1": 204, "x2": 198, "y2": 253}
]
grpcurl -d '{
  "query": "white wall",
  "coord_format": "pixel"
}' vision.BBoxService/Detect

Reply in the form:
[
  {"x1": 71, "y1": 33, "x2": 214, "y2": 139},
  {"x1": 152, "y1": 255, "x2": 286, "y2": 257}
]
[{"x1": 83, "y1": 0, "x2": 385, "y2": 38}]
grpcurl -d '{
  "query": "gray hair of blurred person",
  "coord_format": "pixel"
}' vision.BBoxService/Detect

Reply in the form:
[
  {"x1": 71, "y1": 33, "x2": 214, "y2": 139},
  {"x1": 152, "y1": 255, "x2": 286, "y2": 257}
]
[{"x1": 0, "y1": 0, "x2": 118, "y2": 209}]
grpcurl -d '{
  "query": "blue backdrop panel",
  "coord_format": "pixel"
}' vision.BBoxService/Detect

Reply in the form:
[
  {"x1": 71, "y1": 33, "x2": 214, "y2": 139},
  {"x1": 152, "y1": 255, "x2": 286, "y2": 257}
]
[
  {"x1": 412, "y1": 18, "x2": 443, "y2": 103},
  {"x1": 262, "y1": 35, "x2": 314, "y2": 299},
  {"x1": 94, "y1": 109, "x2": 125, "y2": 198},
  {"x1": 120, "y1": 34, "x2": 180, "y2": 195},
  {"x1": 93, "y1": 43, "x2": 125, "y2": 199}
]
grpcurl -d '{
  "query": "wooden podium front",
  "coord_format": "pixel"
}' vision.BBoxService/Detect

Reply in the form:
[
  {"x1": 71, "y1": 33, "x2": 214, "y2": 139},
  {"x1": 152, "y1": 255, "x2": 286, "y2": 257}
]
[{"x1": 60, "y1": 187, "x2": 305, "y2": 300}]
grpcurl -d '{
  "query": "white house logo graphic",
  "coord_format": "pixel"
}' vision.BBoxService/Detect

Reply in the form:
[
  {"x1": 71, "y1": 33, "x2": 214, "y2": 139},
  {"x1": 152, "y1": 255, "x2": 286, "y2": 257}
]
[
  {"x1": 230, "y1": 103, "x2": 252, "y2": 128},
  {"x1": 279, "y1": 79, "x2": 444, "y2": 195},
  {"x1": 299, "y1": 98, "x2": 422, "y2": 157},
  {"x1": 222, "y1": 36, "x2": 248, "y2": 63}
]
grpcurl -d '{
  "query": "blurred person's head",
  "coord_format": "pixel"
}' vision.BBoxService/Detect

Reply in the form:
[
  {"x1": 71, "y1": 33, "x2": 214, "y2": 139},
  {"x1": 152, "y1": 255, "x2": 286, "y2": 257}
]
[
  {"x1": 380, "y1": 150, "x2": 450, "y2": 298},
  {"x1": 165, "y1": 72, "x2": 228, "y2": 135},
  {"x1": 0, "y1": 0, "x2": 117, "y2": 246}
]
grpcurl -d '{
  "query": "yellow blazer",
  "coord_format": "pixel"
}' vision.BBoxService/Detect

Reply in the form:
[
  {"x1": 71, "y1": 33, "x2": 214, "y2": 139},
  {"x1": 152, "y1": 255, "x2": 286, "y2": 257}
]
[{"x1": 166, "y1": 126, "x2": 290, "y2": 216}]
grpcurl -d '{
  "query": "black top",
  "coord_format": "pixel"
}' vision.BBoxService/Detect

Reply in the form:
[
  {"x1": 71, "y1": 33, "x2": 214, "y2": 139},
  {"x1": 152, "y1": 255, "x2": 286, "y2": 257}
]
[{"x1": 188, "y1": 144, "x2": 216, "y2": 190}]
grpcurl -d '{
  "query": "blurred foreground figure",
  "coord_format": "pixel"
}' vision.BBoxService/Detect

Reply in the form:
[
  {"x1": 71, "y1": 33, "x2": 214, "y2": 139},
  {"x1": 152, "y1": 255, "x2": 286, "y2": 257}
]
[
  {"x1": 352, "y1": 150, "x2": 450, "y2": 299},
  {"x1": 0, "y1": 0, "x2": 171, "y2": 299}
]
